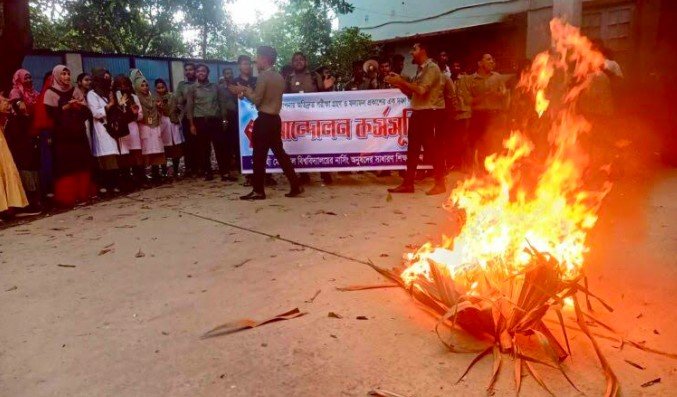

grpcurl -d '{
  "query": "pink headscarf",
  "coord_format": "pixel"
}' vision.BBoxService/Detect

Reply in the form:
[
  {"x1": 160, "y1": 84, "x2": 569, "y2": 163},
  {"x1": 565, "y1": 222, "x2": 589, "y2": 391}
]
[
  {"x1": 51, "y1": 65, "x2": 72, "y2": 92},
  {"x1": 9, "y1": 69, "x2": 40, "y2": 107}
]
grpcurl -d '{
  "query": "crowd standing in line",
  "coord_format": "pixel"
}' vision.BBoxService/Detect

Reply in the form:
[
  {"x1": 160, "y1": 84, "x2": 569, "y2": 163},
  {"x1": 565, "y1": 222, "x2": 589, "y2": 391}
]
[{"x1": 1, "y1": 41, "x2": 621, "y2": 217}]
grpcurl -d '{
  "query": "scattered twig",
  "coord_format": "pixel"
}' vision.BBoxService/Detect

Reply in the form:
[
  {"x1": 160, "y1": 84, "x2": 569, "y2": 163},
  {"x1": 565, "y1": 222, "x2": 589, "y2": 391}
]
[
  {"x1": 201, "y1": 308, "x2": 306, "y2": 339},
  {"x1": 304, "y1": 289, "x2": 321, "y2": 303},
  {"x1": 57, "y1": 264, "x2": 76, "y2": 268},
  {"x1": 368, "y1": 389, "x2": 410, "y2": 397},
  {"x1": 641, "y1": 378, "x2": 660, "y2": 388},
  {"x1": 623, "y1": 359, "x2": 645, "y2": 370},
  {"x1": 233, "y1": 259, "x2": 251, "y2": 268},
  {"x1": 336, "y1": 284, "x2": 399, "y2": 292},
  {"x1": 135, "y1": 249, "x2": 145, "y2": 258},
  {"x1": 328, "y1": 312, "x2": 342, "y2": 319}
]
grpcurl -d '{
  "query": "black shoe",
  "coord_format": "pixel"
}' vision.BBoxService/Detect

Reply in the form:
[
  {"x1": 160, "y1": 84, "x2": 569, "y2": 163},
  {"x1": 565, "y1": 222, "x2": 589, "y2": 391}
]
[
  {"x1": 285, "y1": 186, "x2": 304, "y2": 198},
  {"x1": 240, "y1": 191, "x2": 266, "y2": 200},
  {"x1": 222, "y1": 174, "x2": 238, "y2": 182},
  {"x1": 387, "y1": 184, "x2": 414, "y2": 193},
  {"x1": 204, "y1": 173, "x2": 214, "y2": 181},
  {"x1": 426, "y1": 184, "x2": 446, "y2": 196}
]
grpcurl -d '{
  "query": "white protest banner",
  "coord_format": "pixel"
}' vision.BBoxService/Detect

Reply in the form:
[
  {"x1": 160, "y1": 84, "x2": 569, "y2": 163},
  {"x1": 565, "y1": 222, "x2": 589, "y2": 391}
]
[{"x1": 238, "y1": 89, "x2": 431, "y2": 174}]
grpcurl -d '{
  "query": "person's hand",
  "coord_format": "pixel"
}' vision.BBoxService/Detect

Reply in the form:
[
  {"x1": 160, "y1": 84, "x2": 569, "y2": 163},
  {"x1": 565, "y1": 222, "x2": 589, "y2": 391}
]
[
  {"x1": 323, "y1": 76, "x2": 336, "y2": 90},
  {"x1": 384, "y1": 72, "x2": 403, "y2": 86},
  {"x1": 63, "y1": 99, "x2": 79, "y2": 110},
  {"x1": 190, "y1": 124, "x2": 197, "y2": 136},
  {"x1": 17, "y1": 101, "x2": 27, "y2": 113},
  {"x1": 0, "y1": 93, "x2": 11, "y2": 114},
  {"x1": 130, "y1": 104, "x2": 139, "y2": 115},
  {"x1": 156, "y1": 99, "x2": 163, "y2": 108},
  {"x1": 232, "y1": 84, "x2": 247, "y2": 95},
  {"x1": 120, "y1": 93, "x2": 129, "y2": 106},
  {"x1": 227, "y1": 84, "x2": 240, "y2": 95}
]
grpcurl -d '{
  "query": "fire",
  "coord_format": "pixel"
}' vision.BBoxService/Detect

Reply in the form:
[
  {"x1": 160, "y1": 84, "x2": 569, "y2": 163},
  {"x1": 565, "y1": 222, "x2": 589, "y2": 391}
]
[{"x1": 401, "y1": 19, "x2": 612, "y2": 297}]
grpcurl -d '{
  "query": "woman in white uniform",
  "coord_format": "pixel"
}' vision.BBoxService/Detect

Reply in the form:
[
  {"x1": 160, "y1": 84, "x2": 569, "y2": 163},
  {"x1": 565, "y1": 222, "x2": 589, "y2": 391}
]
[
  {"x1": 112, "y1": 75, "x2": 144, "y2": 187},
  {"x1": 87, "y1": 69, "x2": 120, "y2": 193}
]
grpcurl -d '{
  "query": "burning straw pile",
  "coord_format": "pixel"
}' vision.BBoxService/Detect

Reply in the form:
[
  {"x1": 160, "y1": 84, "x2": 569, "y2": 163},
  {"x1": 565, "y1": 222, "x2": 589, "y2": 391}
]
[{"x1": 358, "y1": 19, "x2": 675, "y2": 396}]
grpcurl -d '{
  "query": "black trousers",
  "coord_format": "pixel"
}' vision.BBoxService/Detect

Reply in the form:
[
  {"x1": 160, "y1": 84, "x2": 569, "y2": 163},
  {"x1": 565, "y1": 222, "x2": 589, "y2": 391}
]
[
  {"x1": 181, "y1": 117, "x2": 197, "y2": 173},
  {"x1": 469, "y1": 110, "x2": 504, "y2": 164},
  {"x1": 193, "y1": 117, "x2": 225, "y2": 176},
  {"x1": 252, "y1": 113, "x2": 298, "y2": 193},
  {"x1": 451, "y1": 118, "x2": 470, "y2": 168},
  {"x1": 405, "y1": 109, "x2": 445, "y2": 185},
  {"x1": 225, "y1": 110, "x2": 240, "y2": 170}
]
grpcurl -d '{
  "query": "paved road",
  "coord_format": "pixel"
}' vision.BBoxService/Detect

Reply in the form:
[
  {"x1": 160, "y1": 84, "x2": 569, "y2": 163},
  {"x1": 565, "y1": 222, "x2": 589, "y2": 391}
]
[{"x1": 1, "y1": 171, "x2": 675, "y2": 396}]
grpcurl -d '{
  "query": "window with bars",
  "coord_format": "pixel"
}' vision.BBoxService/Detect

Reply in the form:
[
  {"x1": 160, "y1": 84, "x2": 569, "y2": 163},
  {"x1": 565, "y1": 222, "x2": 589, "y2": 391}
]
[{"x1": 582, "y1": 3, "x2": 635, "y2": 53}]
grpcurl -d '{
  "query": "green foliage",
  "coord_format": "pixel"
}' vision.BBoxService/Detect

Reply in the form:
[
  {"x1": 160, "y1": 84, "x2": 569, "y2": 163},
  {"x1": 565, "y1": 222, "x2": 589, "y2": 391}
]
[
  {"x1": 320, "y1": 27, "x2": 376, "y2": 83},
  {"x1": 181, "y1": 0, "x2": 239, "y2": 59},
  {"x1": 31, "y1": 0, "x2": 193, "y2": 56},
  {"x1": 27, "y1": 0, "x2": 373, "y2": 78},
  {"x1": 236, "y1": 0, "x2": 374, "y2": 81},
  {"x1": 237, "y1": 0, "x2": 333, "y2": 67}
]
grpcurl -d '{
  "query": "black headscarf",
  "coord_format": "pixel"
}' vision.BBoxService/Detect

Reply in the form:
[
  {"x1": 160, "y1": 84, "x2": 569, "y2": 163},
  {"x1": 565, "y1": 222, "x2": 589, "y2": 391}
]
[
  {"x1": 91, "y1": 68, "x2": 111, "y2": 99},
  {"x1": 112, "y1": 74, "x2": 134, "y2": 97}
]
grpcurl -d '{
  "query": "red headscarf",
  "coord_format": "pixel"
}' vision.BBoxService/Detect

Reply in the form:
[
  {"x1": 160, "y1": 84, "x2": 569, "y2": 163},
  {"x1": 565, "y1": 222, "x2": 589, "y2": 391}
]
[
  {"x1": 9, "y1": 69, "x2": 40, "y2": 107},
  {"x1": 31, "y1": 75, "x2": 55, "y2": 134}
]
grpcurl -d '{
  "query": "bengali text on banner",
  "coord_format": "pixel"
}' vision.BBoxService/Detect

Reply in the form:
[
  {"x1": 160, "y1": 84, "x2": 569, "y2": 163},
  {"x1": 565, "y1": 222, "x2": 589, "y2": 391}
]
[{"x1": 238, "y1": 89, "x2": 431, "y2": 173}]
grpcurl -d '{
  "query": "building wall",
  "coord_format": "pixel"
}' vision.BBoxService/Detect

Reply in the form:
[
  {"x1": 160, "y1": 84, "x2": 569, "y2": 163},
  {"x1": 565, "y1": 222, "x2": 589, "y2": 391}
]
[
  {"x1": 381, "y1": 19, "x2": 527, "y2": 76},
  {"x1": 339, "y1": 0, "x2": 535, "y2": 41}
]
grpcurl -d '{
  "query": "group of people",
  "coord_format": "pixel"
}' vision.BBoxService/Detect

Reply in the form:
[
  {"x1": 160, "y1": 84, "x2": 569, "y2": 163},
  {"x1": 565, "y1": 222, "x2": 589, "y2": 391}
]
[
  {"x1": 0, "y1": 64, "x2": 192, "y2": 219},
  {"x1": 1, "y1": 40, "x2": 552, "y2": 217}
]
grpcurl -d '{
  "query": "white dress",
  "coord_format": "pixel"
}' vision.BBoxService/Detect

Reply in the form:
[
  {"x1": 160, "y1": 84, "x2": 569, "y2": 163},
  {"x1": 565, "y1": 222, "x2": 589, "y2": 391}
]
[
  {"x1": 86, "y1": 91, "x2": 121, "y2": 157},
  {"x1": 118, "y1": 94, "x2": 143, "y2": 155},
  {"x1": 160, "y1": 116, "x2": 185, "y2": 146},
  {"x1": 139, "y1": 123, "x2": 165, "y2": 155}
]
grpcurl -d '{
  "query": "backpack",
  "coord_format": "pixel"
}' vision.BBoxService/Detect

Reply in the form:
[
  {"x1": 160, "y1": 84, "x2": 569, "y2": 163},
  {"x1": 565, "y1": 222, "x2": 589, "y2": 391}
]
[{"x1": 104, "y1": 100, "x2": 135, "y2": 139}]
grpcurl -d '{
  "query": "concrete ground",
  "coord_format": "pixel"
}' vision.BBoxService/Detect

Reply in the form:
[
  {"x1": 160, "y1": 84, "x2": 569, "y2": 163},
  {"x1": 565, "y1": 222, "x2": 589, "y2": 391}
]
[{"x1": 1, "y1": 170, "x2": 675, "y2": 397}]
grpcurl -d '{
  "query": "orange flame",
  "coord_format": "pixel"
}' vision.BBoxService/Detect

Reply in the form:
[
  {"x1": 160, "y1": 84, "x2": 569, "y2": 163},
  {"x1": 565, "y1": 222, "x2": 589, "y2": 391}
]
[{"x1": 401, "y1": 19, "x2": 612, "y2": 294}]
